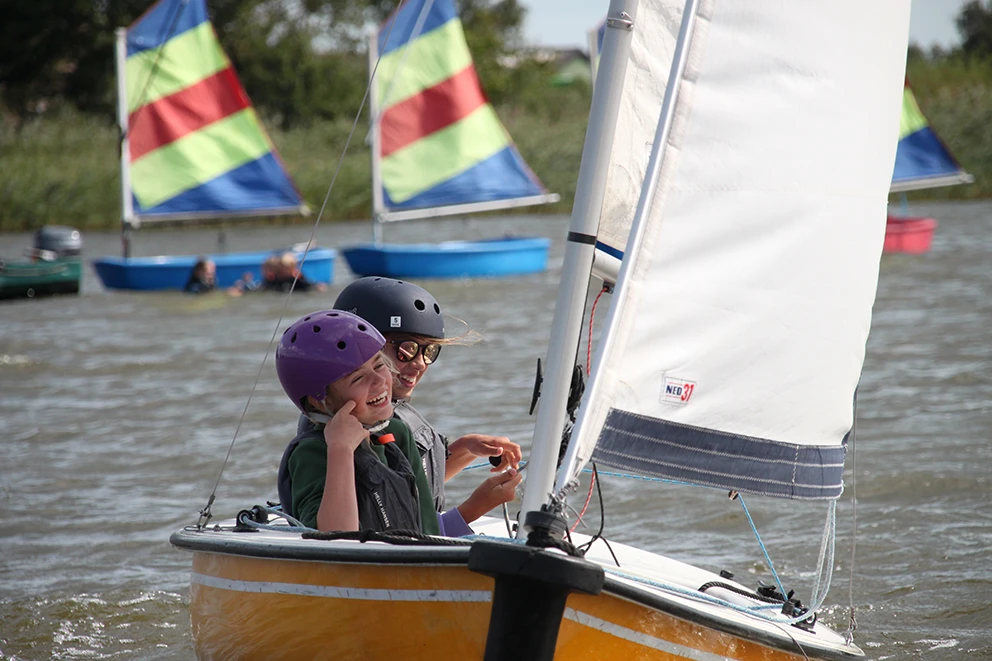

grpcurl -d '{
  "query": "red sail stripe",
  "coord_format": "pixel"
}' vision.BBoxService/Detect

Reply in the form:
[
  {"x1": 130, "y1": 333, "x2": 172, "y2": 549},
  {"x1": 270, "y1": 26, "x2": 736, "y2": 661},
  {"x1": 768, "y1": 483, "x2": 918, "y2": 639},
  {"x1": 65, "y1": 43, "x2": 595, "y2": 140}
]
[
  {"x1": 379, "y1": 65, "x2": 487, "y2": 158},
  {"x1": 128, "y1": 67, "x2": 250, "y2": 162}
]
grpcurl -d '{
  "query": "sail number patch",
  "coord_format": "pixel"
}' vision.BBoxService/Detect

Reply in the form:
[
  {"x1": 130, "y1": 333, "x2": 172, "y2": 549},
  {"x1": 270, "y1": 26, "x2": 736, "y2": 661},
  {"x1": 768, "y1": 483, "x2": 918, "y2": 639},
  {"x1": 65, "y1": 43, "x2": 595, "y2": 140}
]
[{"x1": 662, "y1": 376, "x2": 696, "y2": 405}]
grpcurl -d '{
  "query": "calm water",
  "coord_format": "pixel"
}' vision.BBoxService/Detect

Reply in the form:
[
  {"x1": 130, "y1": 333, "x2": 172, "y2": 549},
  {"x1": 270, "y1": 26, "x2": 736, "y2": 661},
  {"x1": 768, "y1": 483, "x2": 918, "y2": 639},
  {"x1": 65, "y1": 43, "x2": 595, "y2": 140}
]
[{"x1": 1, "y1": 206, "x2": 990, "y2": 660}]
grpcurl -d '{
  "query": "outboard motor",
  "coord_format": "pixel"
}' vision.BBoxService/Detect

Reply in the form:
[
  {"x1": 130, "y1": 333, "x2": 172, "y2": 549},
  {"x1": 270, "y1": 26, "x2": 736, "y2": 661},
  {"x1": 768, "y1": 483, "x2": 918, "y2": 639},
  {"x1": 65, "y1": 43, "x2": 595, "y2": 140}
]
[{"x1": 32, "y1": 226, "x2": 83, "y2": 261}]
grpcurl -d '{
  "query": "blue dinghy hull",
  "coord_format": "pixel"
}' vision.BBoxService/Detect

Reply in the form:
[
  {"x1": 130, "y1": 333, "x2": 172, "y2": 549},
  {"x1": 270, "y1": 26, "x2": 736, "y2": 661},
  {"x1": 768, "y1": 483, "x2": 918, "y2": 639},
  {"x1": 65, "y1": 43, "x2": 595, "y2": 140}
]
[
  {"x1": 93, "y1": 248, "x2": 336, "y2": 291},
  {"x1": 341, "y1": 237, "x2": 550, "y2": 279}
]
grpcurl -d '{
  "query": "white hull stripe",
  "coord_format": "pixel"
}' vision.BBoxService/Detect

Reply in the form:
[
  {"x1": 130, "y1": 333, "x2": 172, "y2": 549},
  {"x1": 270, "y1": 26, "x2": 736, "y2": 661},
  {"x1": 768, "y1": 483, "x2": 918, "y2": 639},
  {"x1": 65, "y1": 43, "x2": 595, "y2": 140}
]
[
  {"x1": 564, "y1": 608, "x2": 736, "y2": 661},
  {"x1": 192, "y1": 573, "x2": 730, "y2": 660},
  {"x1": 191, "y1": 572, "x2": 492, "y2": 602}
]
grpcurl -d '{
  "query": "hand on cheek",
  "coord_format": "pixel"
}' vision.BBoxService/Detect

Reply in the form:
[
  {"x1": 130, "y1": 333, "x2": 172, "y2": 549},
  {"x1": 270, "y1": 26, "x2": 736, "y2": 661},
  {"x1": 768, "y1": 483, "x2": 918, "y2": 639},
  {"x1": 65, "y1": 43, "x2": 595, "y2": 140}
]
[{"x1": 325, "y1": 400, "x2": 368, "y2": 454}]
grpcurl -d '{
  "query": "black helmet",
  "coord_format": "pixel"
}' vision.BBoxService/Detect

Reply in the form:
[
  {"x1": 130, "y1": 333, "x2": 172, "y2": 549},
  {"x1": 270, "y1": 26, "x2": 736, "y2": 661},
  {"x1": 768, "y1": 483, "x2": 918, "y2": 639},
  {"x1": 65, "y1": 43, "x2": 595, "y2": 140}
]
[{"x1": 333, "y1": 277, "x2": 445, "y2": 339}]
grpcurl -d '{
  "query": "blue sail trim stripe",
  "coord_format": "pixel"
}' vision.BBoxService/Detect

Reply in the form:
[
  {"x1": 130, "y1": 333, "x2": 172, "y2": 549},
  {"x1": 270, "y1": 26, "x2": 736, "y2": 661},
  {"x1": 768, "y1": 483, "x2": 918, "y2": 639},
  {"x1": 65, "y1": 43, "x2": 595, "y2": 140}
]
[
  {"x1": 595, "y1": 241, "x2": 624, "y2": 260},
  {"x1": 591, "y1": 409, "x2": 847, "y2": 500},
  {"x1": 136, "y1": 152, "x2": 302, "y2": 217},
  {"x1": 383, "y1": 145, "x2": 545, "y2": 212},
  {"x1": 892, "y1": 126, "x2": 965, "y2": 185},
  {"x1": 128, "y1": 0, "x2": 208, "y2": 57},
  {"x1": 379, "y1": 0, "x2": 458, "y2": 56}
]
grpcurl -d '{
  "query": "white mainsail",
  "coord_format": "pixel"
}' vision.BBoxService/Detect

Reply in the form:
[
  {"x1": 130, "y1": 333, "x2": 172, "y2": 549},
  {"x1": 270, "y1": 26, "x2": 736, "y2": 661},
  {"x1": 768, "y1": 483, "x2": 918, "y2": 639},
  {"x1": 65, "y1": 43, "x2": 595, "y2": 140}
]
[{"x1": 558, "y1": 0, "x2": 911, "y2": 499}]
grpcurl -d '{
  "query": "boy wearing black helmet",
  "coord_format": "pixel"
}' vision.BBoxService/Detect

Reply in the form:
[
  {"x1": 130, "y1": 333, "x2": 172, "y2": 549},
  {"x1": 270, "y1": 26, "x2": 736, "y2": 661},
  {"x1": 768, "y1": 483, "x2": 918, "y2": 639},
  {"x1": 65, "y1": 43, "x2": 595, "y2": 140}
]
[{"x1": 320, "y1": 277, "x2": 522, "y2": 534}]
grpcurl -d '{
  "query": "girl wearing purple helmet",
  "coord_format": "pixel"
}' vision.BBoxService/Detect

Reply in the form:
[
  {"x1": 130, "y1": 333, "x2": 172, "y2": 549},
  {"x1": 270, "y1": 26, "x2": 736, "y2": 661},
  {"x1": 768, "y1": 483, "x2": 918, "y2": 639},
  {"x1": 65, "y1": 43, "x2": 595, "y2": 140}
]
[{"x1": 275, "y1": 310, "x2": 438, "y2": 534}]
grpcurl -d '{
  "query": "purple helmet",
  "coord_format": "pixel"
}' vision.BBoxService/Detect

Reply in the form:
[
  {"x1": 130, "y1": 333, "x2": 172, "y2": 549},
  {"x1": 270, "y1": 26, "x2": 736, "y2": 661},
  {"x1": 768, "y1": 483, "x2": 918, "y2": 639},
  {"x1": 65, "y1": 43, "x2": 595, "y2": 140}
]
[{"x1": 276, "y1": 310, "x2": 385, "y2": 414}]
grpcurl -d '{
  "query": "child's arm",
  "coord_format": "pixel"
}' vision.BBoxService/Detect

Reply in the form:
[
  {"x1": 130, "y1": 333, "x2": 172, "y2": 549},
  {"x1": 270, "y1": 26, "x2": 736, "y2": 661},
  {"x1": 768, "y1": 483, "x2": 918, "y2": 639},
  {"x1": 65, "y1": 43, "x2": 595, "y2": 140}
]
[
  {"x1": 446, "y1": 434, "x2": 522, "y2": 479},
  {"x1": 315, "y1": 401, "x2": 368, "y2": 532}
]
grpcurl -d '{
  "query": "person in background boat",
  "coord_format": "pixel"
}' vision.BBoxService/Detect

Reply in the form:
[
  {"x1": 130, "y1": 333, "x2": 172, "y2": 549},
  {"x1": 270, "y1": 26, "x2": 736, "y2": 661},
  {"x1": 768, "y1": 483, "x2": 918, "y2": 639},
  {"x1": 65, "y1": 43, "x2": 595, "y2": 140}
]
[
  {"x1": 264, "y1": 252, "x2": 327, "y2": 293},
  {"x1": 183, "y1": 257, "x2": 216, "y2": 294},
  {"x1": 322, "y1": 277, "x2": 523, "y2": 533},
  {"x1": 275, "y1": 310, "x2": 439, "y2": 534},
  {"x1": 227, "y1": 271, "x2": 261, "y2": 297}
]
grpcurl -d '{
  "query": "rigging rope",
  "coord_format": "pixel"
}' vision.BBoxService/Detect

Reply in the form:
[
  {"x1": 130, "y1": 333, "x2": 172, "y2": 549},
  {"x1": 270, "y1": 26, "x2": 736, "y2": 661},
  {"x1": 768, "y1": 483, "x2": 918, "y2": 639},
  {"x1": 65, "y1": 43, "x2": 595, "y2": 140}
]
[{"x1": 844, "y1": 396, "x2": 860, "y2": 643}]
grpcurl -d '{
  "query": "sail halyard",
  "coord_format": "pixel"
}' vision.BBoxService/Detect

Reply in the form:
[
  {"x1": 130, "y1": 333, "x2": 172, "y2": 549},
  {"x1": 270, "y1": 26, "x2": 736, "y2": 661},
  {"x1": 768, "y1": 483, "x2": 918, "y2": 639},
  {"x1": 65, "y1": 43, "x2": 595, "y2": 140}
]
[
  {"x1": 120, "y1": 0, "x2": 305, "y2": 227},
  {"x1": 556, "y1": 0, "x2": 911, "y2": 501},
  {"x1": 370, "y1": 0, "x2": 558, "y2": 225}
]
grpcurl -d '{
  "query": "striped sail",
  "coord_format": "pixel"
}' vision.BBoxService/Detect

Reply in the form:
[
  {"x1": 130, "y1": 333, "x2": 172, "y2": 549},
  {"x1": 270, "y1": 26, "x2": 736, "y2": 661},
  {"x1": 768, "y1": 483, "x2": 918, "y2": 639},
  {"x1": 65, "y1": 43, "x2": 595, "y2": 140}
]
[
  {"x1": 122, "y1": 0, "x2": 303, "y2": 222},
  {"x1": 890, "y1": 81, "x2": 973, "y2": 193},
  {"x1": 371, "y1": 0, "x2": 557, "y2": 222},
  {"x1": 557, "y1": 0, "x2": 910, "y2": 500}
]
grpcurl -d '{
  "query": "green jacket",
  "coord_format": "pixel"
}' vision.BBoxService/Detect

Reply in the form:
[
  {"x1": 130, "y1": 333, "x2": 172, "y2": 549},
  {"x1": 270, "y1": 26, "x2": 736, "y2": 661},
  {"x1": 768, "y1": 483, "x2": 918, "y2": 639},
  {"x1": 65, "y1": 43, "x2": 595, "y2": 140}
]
[{"x1": 286, "y1": 418, "x2": 439, "y2": 535}]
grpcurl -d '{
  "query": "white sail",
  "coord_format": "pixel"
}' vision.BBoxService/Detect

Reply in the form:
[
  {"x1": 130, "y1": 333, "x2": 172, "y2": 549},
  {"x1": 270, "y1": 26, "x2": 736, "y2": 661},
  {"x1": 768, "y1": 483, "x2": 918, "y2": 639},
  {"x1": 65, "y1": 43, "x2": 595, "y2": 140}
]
[
  {"x1": 559, "y1": 0, "x2": 911, "y2": 499},
  {"x1": 595, "y1": 0, "x2": 682, "y2": 259}
]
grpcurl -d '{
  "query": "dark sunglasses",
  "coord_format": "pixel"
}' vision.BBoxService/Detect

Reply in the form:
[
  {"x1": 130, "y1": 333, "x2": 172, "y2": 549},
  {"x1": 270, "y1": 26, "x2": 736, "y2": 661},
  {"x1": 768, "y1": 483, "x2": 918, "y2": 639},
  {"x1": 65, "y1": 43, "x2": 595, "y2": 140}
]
[{"x1": 389, "y1": 339, "x2": 442, "y2": 365}]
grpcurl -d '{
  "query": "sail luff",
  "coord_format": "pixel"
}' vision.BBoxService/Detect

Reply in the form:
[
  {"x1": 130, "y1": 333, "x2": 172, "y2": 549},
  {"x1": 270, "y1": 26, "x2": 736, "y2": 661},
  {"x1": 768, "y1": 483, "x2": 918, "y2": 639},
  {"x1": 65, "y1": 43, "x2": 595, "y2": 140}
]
[
  {"x1": 369, "y1": 29, "x2": 385, "y2": 225},
  {"x1": 560, "y1": 0, "x2": 911, "y2": 500},
  {"x1": 556, "y1": 0, "x2": 703, "y2": 495},
  {"x1": 115, "y1": 27, "x2": 136, "y2": 229},
  {"x1": 517, "y1": 0, "x2": 640, "y2": 532}
]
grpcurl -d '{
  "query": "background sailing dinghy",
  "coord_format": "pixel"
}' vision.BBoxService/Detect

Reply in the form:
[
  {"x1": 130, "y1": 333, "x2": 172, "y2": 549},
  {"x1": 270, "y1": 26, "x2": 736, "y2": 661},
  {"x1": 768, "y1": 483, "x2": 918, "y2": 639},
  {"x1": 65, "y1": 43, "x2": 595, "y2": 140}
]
[
  {"x1": 91, "y1": 0, "x2": 334, "y2": 291},
  {"x1": 885, "y1": 80, "x2": 974, "y2": 253},
  {"x1": 340, "y1": 0, "x2": 559, "y2": 280},
  {"x1": 0, "y1": 226, "x2": 84, "y2": 301},
  {"x1": 170, "y1": 0, "x2": 910, "y2": 659}
]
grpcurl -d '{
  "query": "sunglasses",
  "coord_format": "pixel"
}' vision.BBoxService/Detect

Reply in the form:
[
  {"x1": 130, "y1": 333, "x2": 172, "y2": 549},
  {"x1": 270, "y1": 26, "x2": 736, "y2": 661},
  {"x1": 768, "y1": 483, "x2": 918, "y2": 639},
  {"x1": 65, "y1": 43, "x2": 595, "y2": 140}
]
[{"x1": 389, "y1": 339, "x2": 442, "y2": 365}]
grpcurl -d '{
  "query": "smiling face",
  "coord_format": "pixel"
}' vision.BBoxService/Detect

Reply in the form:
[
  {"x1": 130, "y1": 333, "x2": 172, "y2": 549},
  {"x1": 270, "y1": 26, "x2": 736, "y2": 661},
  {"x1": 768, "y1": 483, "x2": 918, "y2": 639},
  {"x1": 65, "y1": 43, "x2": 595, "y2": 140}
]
[
  {"x1": 325, "y1": 352, "x2": 394, "y2": 425},
  {"x1": 383, "y1": 333, "x2": 437, "y2": 400}
]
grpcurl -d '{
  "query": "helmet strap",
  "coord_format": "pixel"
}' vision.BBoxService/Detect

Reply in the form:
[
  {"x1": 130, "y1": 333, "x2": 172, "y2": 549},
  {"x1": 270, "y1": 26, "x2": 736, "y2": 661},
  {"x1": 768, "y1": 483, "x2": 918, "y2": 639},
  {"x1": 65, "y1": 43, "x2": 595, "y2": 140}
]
[
  {"x1": 364, "y1": 419, "x2": 390, "y2": 433},
  {"x1": 306, "y1": 412, "x2": 331, "y2": 425}
]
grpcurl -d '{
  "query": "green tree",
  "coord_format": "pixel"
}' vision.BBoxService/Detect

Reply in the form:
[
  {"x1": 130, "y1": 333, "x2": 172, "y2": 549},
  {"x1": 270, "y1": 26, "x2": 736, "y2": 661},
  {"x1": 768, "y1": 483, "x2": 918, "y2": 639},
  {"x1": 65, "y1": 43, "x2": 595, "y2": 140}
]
[{"x1": 956, "y1": 0, "x2": 992, "y2": 58}]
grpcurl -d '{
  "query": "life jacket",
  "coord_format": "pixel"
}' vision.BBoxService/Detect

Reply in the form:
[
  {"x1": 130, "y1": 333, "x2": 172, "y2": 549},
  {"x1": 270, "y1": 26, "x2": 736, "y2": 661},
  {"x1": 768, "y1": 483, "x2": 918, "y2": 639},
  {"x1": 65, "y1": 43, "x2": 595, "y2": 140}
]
[
  {"x1": 392, "y1": 400, "x2": 447, "y2": 512},
  {"x1": 277, "y1": 429, "x2": 423, "y2": 532}
]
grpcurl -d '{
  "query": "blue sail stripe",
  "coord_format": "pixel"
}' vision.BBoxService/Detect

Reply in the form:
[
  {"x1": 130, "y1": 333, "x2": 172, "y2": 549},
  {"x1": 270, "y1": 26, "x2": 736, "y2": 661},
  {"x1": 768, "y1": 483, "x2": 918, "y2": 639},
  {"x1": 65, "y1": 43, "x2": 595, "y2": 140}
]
[
  {"x1": 136, "y1": 152, "x2": 302, "y2": 217},
  {"x1": 591, "y1": 409, "x2": 847, "y2": 500},
  {"x1": 383, "y1": 145, "x2": 545, "y2": 212},
  {"x1": 128, "y1": 0, "x2": 208, "y2": 57},
  {"x1": 379, "y1": 0, "x2": 458, "y2": 57},
  {"x1": 892, "y1": 126, "x2": 966, "y2": 186}
]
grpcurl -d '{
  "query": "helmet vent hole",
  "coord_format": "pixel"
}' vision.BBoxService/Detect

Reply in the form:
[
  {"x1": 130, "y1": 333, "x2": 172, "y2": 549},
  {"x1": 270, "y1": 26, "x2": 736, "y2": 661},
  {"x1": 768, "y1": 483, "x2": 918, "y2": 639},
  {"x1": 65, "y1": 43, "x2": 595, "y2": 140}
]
[
  {"x1": 327, "y1": 312, "x2": 338, "y2": 317},
  {"x1": 291, "y1": 332, "x2": 297, "y2": 343},
  {"x1": 337, "y1": 341, "x2": 347, "y2": 350},
  {"x1": 304, "y1": 316, "x2": 311, "y2": 321},
  {"x1": 312, "y1": 325, "x2": 321, "y2": 333},
  {"x1": 434, "y1": 304, "x2": 440, "y2": 314},
  {"x1": 414, "y1": 299, "x2": 426, "y2": 311},
  {"x1": 358, "y1": 324, "x2": 367, "y2": 331}
]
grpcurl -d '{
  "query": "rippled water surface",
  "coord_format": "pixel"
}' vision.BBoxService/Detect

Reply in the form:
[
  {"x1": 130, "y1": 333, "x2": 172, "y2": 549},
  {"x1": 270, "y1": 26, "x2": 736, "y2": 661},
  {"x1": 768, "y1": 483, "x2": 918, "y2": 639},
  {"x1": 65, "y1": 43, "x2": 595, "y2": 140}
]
[{"x1": 1, "y1": 205, "x2": 990, "y2": 659}]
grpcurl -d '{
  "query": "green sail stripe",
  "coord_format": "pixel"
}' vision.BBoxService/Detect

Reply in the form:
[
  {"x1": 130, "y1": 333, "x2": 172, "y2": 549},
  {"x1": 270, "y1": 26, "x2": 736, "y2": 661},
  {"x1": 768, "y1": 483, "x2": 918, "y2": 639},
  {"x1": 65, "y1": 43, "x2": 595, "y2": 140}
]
[
  {"x1": 899, "y1": 87, "x2": 929, "y2": 139},
  {"x1": 126, "y1": 22, "x2": 228, "y2": 113},
  {"x1": 131, "y1": 108, "x2": 273, "y2": 209},
  {"x1": 376, "y1": 19, "x2": 472, "y2": 110},
  {"x1": 382, "y1": 104, "x2": 509, "y2": 204}
]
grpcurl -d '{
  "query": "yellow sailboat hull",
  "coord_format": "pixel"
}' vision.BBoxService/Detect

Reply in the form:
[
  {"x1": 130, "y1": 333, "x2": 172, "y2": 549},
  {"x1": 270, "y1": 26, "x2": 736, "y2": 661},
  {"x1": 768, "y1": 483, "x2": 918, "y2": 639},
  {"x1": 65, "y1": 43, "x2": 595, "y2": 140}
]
[{"x1": 176, "y1": 522, "x2": 862, "y2": 661}]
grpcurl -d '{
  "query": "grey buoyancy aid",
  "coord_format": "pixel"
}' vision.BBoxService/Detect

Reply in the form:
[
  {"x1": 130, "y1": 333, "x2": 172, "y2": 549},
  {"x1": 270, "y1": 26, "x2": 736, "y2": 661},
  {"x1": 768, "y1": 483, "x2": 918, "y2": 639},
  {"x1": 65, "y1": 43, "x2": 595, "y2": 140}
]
[
  {"x1": 392, "y1": 400, "x2": 447, "y2": 512},
  {"x1": 277, "y1": 430, "x2": 423, "y2": 532}
]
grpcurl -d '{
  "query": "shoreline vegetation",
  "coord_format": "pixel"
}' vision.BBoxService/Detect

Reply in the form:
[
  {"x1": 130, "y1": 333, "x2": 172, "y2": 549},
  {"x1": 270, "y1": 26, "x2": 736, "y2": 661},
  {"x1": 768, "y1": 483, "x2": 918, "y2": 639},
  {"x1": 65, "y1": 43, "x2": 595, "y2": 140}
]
[{"x1": 2, "y1": 57, "x2": 990, "y2": 233}]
